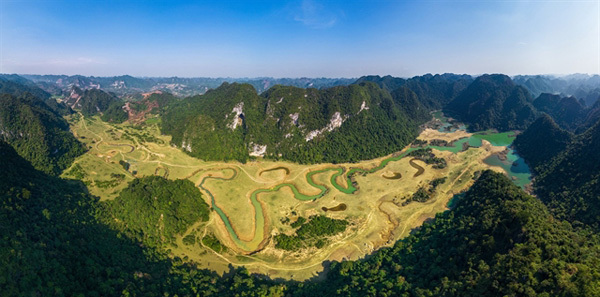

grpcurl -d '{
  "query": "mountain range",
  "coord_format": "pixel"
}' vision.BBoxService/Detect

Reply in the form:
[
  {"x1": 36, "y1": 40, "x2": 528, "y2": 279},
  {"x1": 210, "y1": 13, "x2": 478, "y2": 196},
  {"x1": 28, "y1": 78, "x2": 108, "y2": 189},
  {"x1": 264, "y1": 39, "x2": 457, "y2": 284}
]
[{"x1": 2, "y1": 72, "x2": 600, "y2": 295}]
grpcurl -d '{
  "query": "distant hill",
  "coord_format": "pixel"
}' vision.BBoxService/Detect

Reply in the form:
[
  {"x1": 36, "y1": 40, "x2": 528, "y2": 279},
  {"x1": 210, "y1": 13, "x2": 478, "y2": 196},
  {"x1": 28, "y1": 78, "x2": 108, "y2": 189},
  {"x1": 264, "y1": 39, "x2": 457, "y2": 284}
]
[
  {"x1": 64, "y1": 87, "x2": 120, "y2": 116},
  {"x1": 23, "y1": 74, "x2": 355, "y2": 97},
  {"x1": 534, "y1": 118, "x2": 600, "y2": 231},
  {"x1": 355, "y1": 75, "x2": 407, "y2": 92},
  {"x1": 161, "y1": 82, "x2": 427, "y2": 163},
  {"x1": 0, "y1": 93, "x2": 85, "y2": 175},
  {"x1": 355, "y1": 73, "x2": 473, "y2": 110},
  {"x1": 578, "y1": 99, "x2": 600, "y2": 133},
  {"x1": 124, "y1": 91, "x2": 178, "y2": 123},
  {"x1": 532, "y1": 93, "x2": 586, "y2": 131},
  {"x1": 514, "y1": 74, "x2": 600, "y2": 106},
  {"x1": 445, "y1": 74, "x2": 537, "y2": 131},
  {"x1": 513, "y1": 114, "x2": 573, "y2": 173}
]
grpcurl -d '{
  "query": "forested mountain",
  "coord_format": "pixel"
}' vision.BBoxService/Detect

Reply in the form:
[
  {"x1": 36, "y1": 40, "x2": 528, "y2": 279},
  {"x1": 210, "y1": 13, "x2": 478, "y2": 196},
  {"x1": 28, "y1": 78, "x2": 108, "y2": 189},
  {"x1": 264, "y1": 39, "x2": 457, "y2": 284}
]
[
  {"x1": 390, "y1": 86, "x2": 430, "y2": 123},
  {"x1": 513, "y1": 114, "x2": 573, "y2": 173},
  {"x1": 532, "y1": 93, "x2": 586, "y2": 131},
  {"x1": 355, "y1": 73, "x2": 473, "y2": 110},
  {"x1": 445, "y1": 74, "x2": 538, "y2": 131},
  {"x1": 533, "y1": 118, "x2": 600, "y2": 231},
  {"x1": 578, "y1": 99, "x2": 600, "y2": 133},
  {"x1": 0, "y1": 93, "x2": 84, "y2": 175},
  {"x1": 355, "y1": 75, "x2": 407, "y2": 92},
  {"x1": 99, "y1": 100, "x2": 128, "y2": 123},
  {"x1": 299, "y1": 171, "x2": 600, "y2": 296},
  {"x1": 64, "y1": 87, "x2": 121, "y2": 116},
  {"x1": 0, "y1": 75, "x2": 71, "y2": 115},
  {"x1": 161, "y1": 82, "x2": 427, "y2": 163},
  {"x1": 4, "y1": 135, "x2": 599, "y2": 296}
]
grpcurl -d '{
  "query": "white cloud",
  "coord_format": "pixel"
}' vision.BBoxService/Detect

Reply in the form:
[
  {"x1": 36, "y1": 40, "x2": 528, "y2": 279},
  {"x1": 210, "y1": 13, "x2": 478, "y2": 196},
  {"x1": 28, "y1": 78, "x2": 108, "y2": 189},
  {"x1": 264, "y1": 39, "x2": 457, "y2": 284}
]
[{"x1": 293, "y1": 0, "x2": 339, "y2": 29}]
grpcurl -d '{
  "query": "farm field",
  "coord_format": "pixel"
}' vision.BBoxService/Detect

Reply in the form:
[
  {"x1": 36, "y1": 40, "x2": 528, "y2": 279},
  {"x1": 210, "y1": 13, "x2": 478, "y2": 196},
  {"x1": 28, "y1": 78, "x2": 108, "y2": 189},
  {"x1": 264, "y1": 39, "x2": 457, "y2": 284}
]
[{"x1": 64, "y1": 113, "x2": 523, "y2": 280}]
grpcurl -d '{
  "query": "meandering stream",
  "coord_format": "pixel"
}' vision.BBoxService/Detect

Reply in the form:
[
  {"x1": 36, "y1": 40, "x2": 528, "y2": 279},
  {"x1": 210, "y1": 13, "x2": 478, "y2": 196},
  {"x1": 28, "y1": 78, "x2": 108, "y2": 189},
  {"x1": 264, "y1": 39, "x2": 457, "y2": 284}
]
[{"x1": 198, "y1": 112, "x2": 532, "y2": 252}]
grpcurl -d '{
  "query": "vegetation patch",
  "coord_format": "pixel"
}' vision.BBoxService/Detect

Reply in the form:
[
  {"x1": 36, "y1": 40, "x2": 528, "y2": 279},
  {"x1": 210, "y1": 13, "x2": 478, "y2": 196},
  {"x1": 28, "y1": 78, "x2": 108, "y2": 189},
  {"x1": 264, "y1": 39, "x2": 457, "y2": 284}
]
[
  {"x1": 274, "y1": 215, "x2": 348, "y2": 251},
  {"x1": 103, "y1": 176, "x2": 210, "y2": 248},
  {"x1": 403, "y1": 177, "x2": 448, "y2": 206},
  {"x1": 202, "y1": 233, "x2": 227, "y2": 253},
  {"x1": 407, "y1": 148, "x2": 447, "y2": 169}
]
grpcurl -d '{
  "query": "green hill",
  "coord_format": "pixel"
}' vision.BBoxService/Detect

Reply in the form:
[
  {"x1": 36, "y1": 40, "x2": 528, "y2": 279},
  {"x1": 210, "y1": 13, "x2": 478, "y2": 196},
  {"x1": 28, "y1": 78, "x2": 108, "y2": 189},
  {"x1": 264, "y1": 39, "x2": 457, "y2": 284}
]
[
  {"x1": 0, "y1": 93, "x2": 85, "y2": 175},
  {"x1": 513, "y1": 114, "x2": 573, "y2": 173},
  {"x1": 65, "y1": 87, "x2": 121, "y2": 116},
  {"x1": 301, "y1": 171, "x2": 600, "y2": 296},
  {"x1": 104, "y1": 176, "x2": 210, "y2": 248},
  {"x1": 534, "y1": 118, "x2": 600, "y2": 231},
  {"x1": 0, "y1": 75, "x2": 71, "y2": 115},
  {"x1": 533, "y1": 93, "x2": 586, "y2": 130},
  {"x1": 355, "y1": 73, "x2": 473, "y2": 110},
  {"x1": 445, "y1": 74, "x2": 538, "y2": 131},
  {"x1": 161, "y1": 82, "x2": 427, "y2": 163},
  {"x1": 3, "y1": 136, "x2": 600, "y2": 296}
]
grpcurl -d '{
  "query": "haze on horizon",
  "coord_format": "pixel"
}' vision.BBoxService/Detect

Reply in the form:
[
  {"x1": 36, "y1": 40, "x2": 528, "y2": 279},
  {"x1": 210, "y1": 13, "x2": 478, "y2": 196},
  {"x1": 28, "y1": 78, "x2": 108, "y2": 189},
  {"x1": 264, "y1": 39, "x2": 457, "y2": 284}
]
[{"x1": 1, "y1": 0, "x2": 599, "y2": 78}]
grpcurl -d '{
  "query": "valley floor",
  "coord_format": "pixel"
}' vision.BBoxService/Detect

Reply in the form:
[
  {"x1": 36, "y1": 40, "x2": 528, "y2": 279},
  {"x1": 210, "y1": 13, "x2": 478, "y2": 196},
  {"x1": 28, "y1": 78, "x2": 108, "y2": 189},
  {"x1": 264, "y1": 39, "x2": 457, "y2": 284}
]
[{"x1": 64, "y1": 113, "x2": 522, "y2": 280}]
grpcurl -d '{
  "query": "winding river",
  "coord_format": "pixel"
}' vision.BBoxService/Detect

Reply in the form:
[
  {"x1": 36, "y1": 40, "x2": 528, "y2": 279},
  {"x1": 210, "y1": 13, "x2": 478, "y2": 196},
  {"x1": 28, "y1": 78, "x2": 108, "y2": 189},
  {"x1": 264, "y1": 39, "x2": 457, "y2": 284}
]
[{"x1": 197, "y1": 113, "x2": 532, "y2": 252}]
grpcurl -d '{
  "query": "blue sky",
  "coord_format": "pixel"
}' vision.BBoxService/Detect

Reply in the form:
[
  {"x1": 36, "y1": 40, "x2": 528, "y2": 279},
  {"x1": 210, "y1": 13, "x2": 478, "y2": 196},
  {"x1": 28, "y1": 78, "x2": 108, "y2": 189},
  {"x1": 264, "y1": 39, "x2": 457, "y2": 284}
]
[{"x1": 1, "y1": 0, "x2": 598, "y2": 77}]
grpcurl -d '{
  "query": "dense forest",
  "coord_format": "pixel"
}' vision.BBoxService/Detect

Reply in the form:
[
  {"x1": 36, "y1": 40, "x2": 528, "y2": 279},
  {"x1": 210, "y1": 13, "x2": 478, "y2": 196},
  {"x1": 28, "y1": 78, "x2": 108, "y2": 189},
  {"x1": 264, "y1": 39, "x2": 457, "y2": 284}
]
[
  {"x1": 298, "y1": 171, "x2": 600, "y2": 296},
  {"x1": 513, "y1": 114, "x2": 573, "y2": 173},
  {"x1": 0, "y1": 93, "x2": 85, "y2": 175},
  {"x1": 3, "y1": 141, "x2": 599, "y2": 296},
  {"x1": 444, "y1": 74, "x2": 538, "y2": 131},
  {"x1": 3, "y1": 73, "x2": 600, "y2": 296},
  {"x1": 103, "y1": 176, "x2": 211, "y2": 248},
  {"x1": 73, "y1": 88, "x2": 121, "y2": 116},
  {"x1": 161, "y1": 82, "x2": 430, "y2": 163},
  {"x1": 0, "y1": 75, "x2": 71, "y2": 115},
  {"x1": 355, "y1": 73, "x2": 473, "y2": 110},
  {"x1": 532, "y1": 118, "x2": 600, "y2": 232},
  {"x1": 532, "y1": 93, "x2": 586, "y2": 131}
]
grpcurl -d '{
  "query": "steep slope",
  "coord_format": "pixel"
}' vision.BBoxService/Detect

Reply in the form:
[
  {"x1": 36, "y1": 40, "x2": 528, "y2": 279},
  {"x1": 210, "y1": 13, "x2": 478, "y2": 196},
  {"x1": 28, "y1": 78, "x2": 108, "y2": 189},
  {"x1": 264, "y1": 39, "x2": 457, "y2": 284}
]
[
  {"x1": 390, "y1": 86, "x2": 430, "y2": 123},
  {"x1": 354, "y1": 75, "x2": 406, "y2": 92},
  {"x1": 302, "y1": 171, "x2": 600, "y2": 296},
  {"x1": 161, "y1": 82, "x2": 426, "y2": 163},
  {"x1": 0, "y1": 93, "x2": 85, "y2": 175},
  {"x1": 3, "y1": 137, "x2": 600, "y2": 296},
  {"x1": 64, "y1": 87, "x2": 120, "y2": 116},
  {"x1": 533, "y1": 93, "x2": 586, "y2": 130},
  {"x1": 513, "y1": 114, "x2": 573, "y2": 173},
  {"x1": 100, "y1": 100, "x2": 128, "y2": 123},
  {"x1": 0, "y1": 75, "x2": 71, "y2": 115},
  {"x1": 402, "y1": 73, "x2": 473, "y2": 109},
  {"x1": 445, "y1": 74, "x2": 537, "y2": 131},
  {"x1": 0, "y1": 140, "x2": 162, "y2": 296},
  {"x1": 578, "y1": 99, "x2": 600, "y2": 133},
  {"x1": 0, "y1": 74, "x2": 52, "y2": 100},
  {"x1": 534, "y1": 118, "x2": 600, "y2": 231},
  {"x1": 355, "y1": 73, "x2": 473, "y2": 110}
]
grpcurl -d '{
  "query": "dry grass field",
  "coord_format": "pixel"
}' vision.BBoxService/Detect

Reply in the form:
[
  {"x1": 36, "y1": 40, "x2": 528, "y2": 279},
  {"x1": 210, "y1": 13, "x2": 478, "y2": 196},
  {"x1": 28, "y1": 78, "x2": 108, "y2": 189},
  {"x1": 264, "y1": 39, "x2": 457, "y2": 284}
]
[{"x1": 65, "y1": 114, "x2": 508, "y2": 280}]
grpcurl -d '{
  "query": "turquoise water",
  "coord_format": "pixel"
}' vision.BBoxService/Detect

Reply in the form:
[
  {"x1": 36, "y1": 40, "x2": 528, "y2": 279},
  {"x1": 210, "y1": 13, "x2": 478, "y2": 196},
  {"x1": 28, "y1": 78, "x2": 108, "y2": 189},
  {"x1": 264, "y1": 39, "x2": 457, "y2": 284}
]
[
  {"x1": 482, "y1": 148, "x2": 531, "y2": 189},
  {"x1": 431, "y1": 112, "x2": 531, "y2": 189}
]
